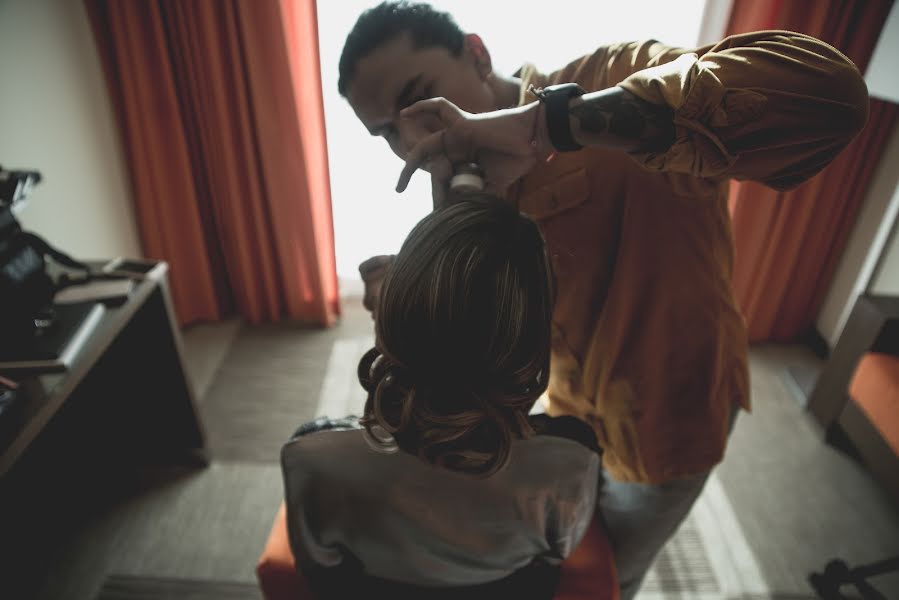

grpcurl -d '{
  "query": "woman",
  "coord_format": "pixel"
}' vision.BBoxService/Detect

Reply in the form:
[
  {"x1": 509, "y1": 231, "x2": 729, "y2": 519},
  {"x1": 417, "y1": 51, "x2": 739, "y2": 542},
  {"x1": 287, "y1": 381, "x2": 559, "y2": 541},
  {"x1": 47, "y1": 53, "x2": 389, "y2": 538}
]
[{"x1": 281, "y1": 199, "x2": 601, "y2": 599}]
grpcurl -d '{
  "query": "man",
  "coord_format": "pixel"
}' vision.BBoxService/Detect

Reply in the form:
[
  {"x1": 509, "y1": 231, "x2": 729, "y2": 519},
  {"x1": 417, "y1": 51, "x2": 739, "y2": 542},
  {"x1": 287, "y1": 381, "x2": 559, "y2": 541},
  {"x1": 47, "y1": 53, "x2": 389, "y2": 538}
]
[{"x1": 338, "y1": 2, "x2": 868, "y2": 597}]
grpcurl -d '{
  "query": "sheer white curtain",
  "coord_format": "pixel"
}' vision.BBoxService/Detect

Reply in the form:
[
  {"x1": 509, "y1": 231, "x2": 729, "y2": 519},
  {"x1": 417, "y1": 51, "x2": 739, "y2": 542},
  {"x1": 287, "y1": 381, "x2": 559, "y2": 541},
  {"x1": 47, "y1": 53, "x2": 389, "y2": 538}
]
[{"x1": 316, "y1": 0, "x2": 707, "y2": 285}]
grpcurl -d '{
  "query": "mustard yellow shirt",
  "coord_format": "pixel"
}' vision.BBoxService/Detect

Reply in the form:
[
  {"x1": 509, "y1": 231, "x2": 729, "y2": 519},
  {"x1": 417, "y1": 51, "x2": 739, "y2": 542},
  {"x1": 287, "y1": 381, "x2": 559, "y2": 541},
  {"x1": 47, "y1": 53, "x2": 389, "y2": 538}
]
[{"x1": 510, "y1": 31, "x2": 868, "y2": 483}]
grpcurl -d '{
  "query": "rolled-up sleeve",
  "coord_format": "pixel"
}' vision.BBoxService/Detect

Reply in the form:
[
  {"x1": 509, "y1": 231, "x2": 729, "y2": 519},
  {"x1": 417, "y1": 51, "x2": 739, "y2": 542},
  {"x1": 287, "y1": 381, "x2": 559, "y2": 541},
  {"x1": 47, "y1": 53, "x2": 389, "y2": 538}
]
[{"x1": 614, "y1": 31, "x2": 869, "y2": 190}]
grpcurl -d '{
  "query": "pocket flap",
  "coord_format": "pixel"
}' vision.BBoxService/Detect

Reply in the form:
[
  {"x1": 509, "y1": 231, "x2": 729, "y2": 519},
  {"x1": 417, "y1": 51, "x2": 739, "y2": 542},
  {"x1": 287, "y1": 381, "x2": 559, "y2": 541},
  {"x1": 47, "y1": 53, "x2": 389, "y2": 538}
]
[{"x1": 518, "y1": 168, "x2": 590, "y2": 220}]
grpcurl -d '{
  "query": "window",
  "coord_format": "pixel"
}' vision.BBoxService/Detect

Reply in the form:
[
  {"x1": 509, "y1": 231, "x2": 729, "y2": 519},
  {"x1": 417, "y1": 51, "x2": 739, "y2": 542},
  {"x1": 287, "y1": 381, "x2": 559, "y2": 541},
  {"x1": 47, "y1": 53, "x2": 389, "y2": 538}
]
[{"x1": 317, "y1": 0, "x2": 708, "y2": 286}]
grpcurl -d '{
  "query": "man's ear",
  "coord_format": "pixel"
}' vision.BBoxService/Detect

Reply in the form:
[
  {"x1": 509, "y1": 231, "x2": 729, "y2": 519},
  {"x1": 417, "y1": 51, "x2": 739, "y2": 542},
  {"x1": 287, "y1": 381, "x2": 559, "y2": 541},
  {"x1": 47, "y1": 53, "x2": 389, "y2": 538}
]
[{"x1": 463, "y1": 33, "x2": 493, "y2": 80}]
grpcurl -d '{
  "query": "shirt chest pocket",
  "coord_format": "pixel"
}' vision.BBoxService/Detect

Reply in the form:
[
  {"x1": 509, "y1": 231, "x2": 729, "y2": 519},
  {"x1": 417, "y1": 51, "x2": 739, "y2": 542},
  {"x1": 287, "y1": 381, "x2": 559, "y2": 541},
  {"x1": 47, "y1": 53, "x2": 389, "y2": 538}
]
[{"x1": 518, "y1": 168, "x2": 591, "y2": 221}]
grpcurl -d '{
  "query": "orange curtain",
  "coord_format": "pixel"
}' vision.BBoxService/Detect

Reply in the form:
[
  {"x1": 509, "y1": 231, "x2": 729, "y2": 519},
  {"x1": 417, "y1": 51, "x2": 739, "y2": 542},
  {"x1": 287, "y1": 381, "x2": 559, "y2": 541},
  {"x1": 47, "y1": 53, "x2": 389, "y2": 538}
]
[
  {"x1": 85, "y1": 0, "x2": 339, "y2": 327},
  {"x1": 726, "y1": 0, "x2": 897, "y2": 342}
]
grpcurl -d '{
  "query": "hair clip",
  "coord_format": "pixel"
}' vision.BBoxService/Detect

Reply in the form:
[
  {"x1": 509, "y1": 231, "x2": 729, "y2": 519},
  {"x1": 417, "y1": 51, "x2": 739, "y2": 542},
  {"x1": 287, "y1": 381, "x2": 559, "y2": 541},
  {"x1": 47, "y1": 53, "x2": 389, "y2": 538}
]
[
  {"x1": 362, "y1": 423, "x2": 399, "y2": 454},
  {"x1": 449, "y1": 162, "x2": 485, "y2": 195}
]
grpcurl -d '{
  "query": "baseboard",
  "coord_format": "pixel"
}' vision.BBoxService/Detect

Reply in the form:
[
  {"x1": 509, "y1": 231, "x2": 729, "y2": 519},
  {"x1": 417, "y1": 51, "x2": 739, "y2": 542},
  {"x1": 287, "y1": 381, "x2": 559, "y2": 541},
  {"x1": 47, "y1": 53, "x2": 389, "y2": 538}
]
[
  {"x1": 797, "y1": 326, "x2": 831, "y2": 360},
  {"x1": 783, "y1": 366, "x2": 816, "y2": 408}
]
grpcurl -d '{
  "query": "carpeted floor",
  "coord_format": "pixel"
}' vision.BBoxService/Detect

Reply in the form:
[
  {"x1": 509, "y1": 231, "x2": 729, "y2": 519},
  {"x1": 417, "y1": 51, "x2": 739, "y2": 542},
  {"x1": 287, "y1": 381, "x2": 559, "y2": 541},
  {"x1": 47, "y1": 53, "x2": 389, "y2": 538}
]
[
  {"x1": 95, "y1": 575, "x2": 261, "y2": 600},
  {"x1": 37, "y1": 462, "x2": 283, "y2": 599},
  {"x1": 197, "y1": 323, "x2": 363, "y2": 463}
]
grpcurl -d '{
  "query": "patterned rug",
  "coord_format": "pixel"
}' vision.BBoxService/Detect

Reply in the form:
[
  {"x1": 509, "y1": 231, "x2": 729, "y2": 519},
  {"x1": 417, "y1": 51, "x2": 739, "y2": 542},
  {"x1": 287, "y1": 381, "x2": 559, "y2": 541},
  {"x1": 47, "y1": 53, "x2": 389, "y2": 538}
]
[{"x1": 638, "y1": 474, "x2": 809, "y2": 599}]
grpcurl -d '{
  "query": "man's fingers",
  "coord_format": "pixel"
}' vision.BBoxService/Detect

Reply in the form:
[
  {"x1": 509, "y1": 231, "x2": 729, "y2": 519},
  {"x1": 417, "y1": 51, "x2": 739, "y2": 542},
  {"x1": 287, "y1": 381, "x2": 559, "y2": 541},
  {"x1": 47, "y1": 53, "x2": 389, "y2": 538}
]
[
  {"x1": 396, "y1": 130, "x2": 444, "y2": 192},
  {"x1": 431, "y1": 173, "x2": 448, "y2": 210},
  {"x1": 400, "y1": 97, "x2": 459, "y2": 123},
  {"x1": 395, "y1": 116, "x2": 433, "y2": 159}
]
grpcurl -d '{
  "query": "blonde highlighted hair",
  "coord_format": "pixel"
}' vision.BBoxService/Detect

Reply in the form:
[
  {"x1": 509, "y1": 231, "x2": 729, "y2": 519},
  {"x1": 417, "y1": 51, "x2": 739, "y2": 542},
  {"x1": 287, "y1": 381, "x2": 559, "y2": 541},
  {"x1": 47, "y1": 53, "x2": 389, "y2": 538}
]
[{"x1": 358, "y1": 198, "x2": 555, "y2": 476}]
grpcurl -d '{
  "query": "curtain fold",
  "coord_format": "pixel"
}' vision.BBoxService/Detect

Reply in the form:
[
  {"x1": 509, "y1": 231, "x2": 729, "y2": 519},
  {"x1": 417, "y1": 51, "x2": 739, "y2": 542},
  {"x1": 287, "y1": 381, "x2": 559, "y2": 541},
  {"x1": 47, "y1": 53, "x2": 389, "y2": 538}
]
[
  {"x1": 85, "y1": 0, "x2": 339, "y2": 326},
  {"x1": 725, "y1": 0, "x2": 897, "y2": 342}
]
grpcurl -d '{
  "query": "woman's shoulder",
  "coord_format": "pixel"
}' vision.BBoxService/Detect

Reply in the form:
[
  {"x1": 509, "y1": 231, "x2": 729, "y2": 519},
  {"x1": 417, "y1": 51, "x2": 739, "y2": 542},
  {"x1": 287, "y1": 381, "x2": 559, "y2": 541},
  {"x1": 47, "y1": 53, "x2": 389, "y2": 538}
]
[
  {"x1": 281, "y1": 421, "x2": 365, "y2": 468},
  {"x1": 281, "y1": 418, "x2": 427, "y2": 488}
]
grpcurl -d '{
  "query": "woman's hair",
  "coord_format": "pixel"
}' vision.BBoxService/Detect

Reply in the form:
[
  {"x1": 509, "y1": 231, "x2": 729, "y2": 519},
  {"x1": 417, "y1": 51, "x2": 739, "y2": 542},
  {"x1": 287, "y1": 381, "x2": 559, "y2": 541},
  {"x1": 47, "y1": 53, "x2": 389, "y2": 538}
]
[{"x1": 358, "y1": 198, "x2": 555, "y2": 477}]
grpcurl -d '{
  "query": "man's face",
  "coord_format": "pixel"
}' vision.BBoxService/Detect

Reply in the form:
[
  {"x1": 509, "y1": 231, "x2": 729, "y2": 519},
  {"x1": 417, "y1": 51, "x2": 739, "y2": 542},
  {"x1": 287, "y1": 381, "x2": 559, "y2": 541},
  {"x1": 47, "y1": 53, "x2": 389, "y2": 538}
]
[{"x1": 346, "y1": 33, "x2": 497, "y2": 160}]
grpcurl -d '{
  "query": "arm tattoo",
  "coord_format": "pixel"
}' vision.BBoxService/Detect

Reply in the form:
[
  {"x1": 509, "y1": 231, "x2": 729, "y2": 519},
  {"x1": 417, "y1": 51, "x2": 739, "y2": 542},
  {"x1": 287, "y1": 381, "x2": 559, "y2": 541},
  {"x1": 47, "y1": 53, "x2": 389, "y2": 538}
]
[{"x1": 570, "y1": 88, "x2": 675, "y2": 151}]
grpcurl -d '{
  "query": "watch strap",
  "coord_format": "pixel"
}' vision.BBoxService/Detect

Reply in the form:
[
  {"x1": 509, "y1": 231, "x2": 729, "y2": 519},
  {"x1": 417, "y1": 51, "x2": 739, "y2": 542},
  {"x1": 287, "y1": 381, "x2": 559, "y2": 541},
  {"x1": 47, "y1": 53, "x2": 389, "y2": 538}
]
[{"x1": 538, "y1": 83, "x2": 586, "y2": 152}]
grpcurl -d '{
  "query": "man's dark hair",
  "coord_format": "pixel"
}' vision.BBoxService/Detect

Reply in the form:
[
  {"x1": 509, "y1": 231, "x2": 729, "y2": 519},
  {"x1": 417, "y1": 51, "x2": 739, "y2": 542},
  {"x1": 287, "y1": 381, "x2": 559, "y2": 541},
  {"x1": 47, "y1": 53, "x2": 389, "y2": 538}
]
[{"x1": 338, "y1": 1, "x2": 465, "y2": 97}]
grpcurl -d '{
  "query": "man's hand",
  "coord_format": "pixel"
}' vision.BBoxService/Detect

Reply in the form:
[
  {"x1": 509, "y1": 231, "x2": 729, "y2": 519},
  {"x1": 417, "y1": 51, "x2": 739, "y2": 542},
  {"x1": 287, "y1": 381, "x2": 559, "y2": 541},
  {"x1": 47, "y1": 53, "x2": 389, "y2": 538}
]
[
  {"x1": 394, "y1": 89, "x2": 677, "y2": 208},
  {"x1": 395, "y1": 98, "x2": 551, "y2": 207},
  {"x1": 358, "y1": 254, "x2": 395, "y2": 317}
]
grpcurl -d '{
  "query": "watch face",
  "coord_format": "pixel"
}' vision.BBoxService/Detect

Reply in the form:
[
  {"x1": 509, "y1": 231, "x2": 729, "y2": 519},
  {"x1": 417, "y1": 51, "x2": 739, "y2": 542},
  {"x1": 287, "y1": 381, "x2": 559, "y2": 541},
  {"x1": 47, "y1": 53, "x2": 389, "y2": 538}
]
[{"x1": 545, "y1": 83, "x2": 587, "y2": 97}]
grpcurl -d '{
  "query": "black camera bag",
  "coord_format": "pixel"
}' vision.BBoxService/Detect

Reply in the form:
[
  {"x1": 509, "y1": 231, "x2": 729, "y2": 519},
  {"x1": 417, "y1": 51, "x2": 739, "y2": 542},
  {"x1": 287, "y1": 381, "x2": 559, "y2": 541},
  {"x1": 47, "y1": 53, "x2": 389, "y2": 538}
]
[{"x1": 0, "y1": 207, "x2": 87, "y2": 340}]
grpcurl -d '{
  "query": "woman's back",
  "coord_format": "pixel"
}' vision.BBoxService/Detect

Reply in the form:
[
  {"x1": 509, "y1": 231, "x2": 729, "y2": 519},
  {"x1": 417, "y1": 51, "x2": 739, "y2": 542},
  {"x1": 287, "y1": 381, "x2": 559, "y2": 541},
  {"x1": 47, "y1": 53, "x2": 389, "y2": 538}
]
[{"x1": 282, "y1": 417, "x2": 599, "y2": 590}]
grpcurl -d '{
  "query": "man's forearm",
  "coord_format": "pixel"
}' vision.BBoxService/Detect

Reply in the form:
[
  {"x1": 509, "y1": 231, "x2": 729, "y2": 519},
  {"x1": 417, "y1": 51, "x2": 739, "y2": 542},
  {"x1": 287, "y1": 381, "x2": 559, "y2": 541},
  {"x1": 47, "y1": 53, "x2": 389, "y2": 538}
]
[{"x1": 567, "y1": 87, "x2": 676, "y2": 153}]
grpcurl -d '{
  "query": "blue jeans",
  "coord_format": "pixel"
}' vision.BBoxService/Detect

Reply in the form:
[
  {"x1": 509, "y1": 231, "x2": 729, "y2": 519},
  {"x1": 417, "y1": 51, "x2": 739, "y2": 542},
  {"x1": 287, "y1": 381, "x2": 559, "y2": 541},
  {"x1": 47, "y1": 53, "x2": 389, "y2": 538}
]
[{"x1": 599, "y1": 409, "x2": 739, "y2": 599}]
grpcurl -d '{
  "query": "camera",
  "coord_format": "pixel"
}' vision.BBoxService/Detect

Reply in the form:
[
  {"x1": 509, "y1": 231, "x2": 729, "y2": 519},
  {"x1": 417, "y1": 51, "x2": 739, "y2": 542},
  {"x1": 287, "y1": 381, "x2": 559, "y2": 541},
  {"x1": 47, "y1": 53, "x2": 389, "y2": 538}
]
[
  {"x1": 1, "y1": 166, "x2": 55, "y2": 341},
  {"x1": 0, "y1": 167, "x2": 42, "y2": 211},
  {"x1": 1, "y1": 166, "x2": 42, "y2": 246}
]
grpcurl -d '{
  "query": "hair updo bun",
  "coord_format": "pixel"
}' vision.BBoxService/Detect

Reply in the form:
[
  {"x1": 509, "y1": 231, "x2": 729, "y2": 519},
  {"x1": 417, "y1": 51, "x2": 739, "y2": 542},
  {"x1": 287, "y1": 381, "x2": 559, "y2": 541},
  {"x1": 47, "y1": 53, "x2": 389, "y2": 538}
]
[
  {"x1": 358, "y1": 347, "x2": 539, "y2": 476},
  {"x1": 357, "y1": 199, "x2": 554, "y2": 477}
]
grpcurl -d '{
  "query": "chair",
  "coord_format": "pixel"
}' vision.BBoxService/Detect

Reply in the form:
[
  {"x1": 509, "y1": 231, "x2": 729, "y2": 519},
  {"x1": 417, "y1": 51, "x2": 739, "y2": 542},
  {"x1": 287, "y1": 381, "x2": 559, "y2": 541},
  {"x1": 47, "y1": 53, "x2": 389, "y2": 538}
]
[
  {"x1": 256, "y1": 504, "x2": 313, "y2": 600},
  {"x1": 809, "y1": 556, "x2": 899, "y2": 599},
  {"x1": 256, "y1": 502, "x2": 619, "y2": 600},
  {"x1": 840, "y1": 352, "x2": 899, "y2": 502},
  {"x1": 805, "y1": 294, "x2": 899, "y2": 597},
  {"x1": 808, "y1": 294, "x2": 899, "y2": 502}
]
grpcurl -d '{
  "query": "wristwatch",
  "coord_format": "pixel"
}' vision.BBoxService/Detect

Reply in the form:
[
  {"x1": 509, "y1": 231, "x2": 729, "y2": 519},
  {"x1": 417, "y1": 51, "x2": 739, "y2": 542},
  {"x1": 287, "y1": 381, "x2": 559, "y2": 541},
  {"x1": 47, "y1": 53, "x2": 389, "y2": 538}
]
[{"x1": 535, "y1": 83, "x2": 587, "y2": 152}]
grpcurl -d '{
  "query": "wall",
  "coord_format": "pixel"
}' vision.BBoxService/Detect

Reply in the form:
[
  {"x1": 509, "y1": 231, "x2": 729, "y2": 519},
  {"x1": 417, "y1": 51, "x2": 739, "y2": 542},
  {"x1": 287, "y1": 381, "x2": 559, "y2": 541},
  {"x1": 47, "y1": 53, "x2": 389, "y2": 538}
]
[
  {"x1": 870, "y1": 219, "x2": 899, "y2": 295},
  {"x1": 696, "y1": 0, "x2": 734, "y2": 46},
  {"x1": 815, "y1": 123, "x2": 899, "y2": 347},
  {"x1": 866, "y1": 1, "x2": 899, "y2": 104},
  {"x1": 0, "y1": 0, "x2": 140, "y2": 261}
]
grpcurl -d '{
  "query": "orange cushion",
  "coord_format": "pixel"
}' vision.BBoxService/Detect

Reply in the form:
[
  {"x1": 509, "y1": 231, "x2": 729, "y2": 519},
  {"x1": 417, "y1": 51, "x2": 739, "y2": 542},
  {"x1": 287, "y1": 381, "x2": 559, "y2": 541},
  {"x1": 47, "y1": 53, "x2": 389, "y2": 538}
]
[
  {"x1": 849, "y1": 352, "x2": 899, "y2": 456},
  {"x1": 255, "y1": 503, "x2": 313, "y2": 600},
  {"x1": 555, "y1": 516, "x2": 620, "y2": 600},
  {"x1": 256, "y1": 502, "x2": 618, "y2": 600}
]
